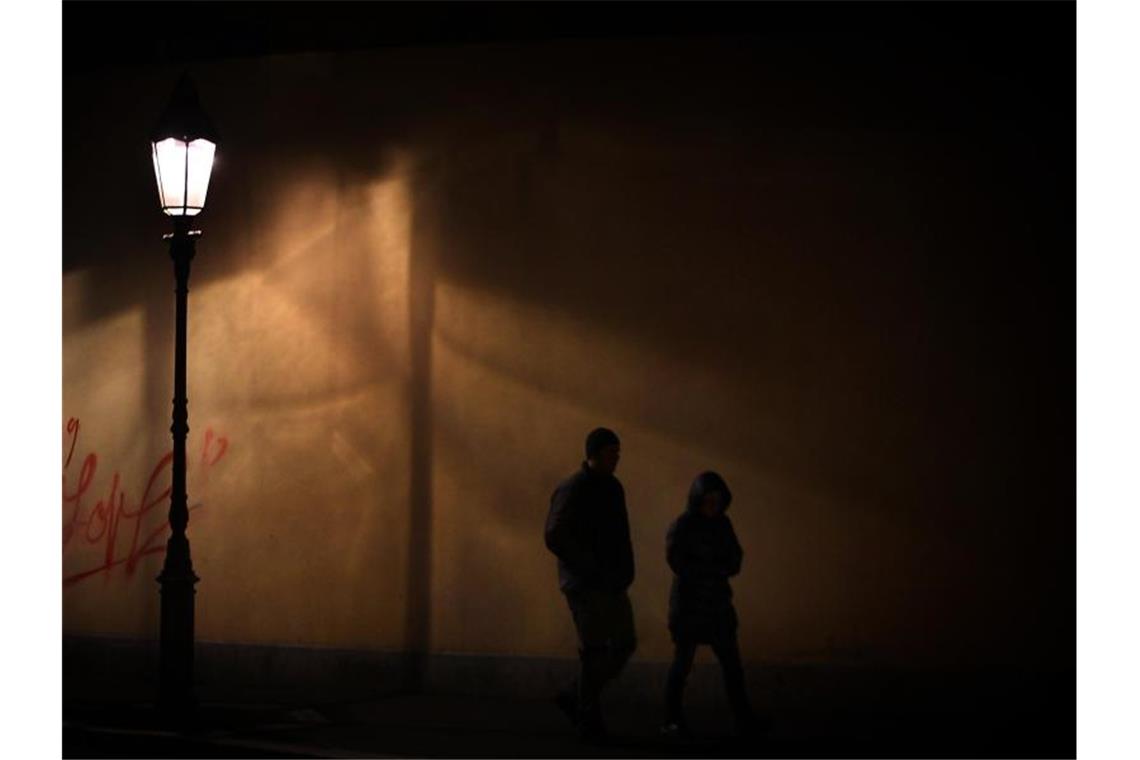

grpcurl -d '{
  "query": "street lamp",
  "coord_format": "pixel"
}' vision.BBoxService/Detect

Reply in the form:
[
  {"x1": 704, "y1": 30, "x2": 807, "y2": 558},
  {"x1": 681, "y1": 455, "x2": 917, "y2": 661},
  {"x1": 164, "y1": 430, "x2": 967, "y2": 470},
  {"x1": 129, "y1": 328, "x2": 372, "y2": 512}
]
[{"x1": 150, "y1": 73, "x2": 218, "y2": 713}]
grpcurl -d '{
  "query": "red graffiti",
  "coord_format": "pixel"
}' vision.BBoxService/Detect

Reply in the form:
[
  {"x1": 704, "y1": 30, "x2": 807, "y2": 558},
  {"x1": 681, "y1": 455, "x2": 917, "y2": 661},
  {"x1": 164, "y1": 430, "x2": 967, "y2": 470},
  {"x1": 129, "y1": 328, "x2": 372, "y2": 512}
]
[
  {"x1": 65, "y1": 417, "x2": 80, "y2": 468},
  {"x1": 201, "y1": 427, "x2": 228, "y2": 469},
  {"x1": 62, "y1": 418, "x2": 229, "y2": 588}
]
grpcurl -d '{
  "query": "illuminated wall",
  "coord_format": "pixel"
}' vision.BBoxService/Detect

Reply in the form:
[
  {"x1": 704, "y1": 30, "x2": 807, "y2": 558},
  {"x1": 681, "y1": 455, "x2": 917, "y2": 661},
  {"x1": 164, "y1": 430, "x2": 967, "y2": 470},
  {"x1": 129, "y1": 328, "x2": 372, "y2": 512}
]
[{"x1": 64, "y1": 37, "x2": 1073, "y2": 670}]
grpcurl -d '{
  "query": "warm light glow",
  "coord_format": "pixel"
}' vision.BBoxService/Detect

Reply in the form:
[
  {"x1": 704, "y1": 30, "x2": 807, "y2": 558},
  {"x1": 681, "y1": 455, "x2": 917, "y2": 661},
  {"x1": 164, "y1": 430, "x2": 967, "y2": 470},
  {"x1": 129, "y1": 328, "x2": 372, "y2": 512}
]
[{"x1": 152, "y1": 137, "x2": 216, "y2": 216}]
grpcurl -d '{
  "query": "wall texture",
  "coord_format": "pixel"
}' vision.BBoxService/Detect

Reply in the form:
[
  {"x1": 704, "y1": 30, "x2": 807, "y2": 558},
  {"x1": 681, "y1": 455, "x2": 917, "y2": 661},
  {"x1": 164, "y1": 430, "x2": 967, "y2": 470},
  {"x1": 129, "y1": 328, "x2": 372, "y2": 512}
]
[{"x1": 63, "y1": 27, "x2": 1073, "y2": 678}]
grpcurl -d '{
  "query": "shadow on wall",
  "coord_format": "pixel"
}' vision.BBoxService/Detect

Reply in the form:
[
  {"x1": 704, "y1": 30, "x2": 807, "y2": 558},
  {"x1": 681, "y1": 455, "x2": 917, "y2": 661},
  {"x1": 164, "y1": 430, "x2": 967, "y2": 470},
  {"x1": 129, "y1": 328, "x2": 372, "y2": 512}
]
[
  {"x1": 404, "y1": 157, "x2": 436, "y2": 689},
  {"x1": 401, "y1": 39, "x2": 1072, "y2": 668},
  {"x1": 64, "y1": 55, "x2": 424, "y2": 649}
]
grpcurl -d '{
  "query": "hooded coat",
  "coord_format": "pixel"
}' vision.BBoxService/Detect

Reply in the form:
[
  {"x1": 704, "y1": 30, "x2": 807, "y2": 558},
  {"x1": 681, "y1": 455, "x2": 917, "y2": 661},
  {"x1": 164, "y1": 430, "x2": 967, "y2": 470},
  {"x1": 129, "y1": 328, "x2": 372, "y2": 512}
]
[
  {"x1": 666, "y1": 471, "x2": 743, "y2": 641},
  {"x1": 545, "y1": 463, "x2": 636, "y2": 594}
]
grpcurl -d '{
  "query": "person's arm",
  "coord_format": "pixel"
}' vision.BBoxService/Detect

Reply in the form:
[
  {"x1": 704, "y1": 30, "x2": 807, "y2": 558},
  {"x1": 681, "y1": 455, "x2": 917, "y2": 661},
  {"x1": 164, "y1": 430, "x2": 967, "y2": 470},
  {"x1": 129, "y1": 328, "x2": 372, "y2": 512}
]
[
  {"x1": 669, "y1": 516, "x2": 740, "y2": 578},
  {"x1": 667, "y1": 517, "x2": 705, "y2": 577},
  {"x1": 722, "y1": 517, "x2": 743, "y2": 577},
  {"x1": 545, "y1": 481, "x2": 598, "y2": 580},
  {"x1": 617, "y1": 486, "x2": 635, "y2": 589}
]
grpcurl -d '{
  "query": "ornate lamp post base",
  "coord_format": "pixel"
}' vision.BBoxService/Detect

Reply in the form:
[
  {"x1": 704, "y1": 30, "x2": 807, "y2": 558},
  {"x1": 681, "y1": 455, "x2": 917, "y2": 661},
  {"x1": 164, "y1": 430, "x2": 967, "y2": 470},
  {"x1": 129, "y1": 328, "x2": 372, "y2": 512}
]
[{"x1": 158, "y1": 535, "x2": 199, "y2": 712}]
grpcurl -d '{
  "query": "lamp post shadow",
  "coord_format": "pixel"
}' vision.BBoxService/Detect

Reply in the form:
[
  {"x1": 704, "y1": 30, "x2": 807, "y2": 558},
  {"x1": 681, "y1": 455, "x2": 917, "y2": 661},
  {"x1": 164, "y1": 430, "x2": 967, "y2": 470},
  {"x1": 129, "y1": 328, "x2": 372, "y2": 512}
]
[{"x1": 403, "y1": 161, "x2": 438, "y2": 693}]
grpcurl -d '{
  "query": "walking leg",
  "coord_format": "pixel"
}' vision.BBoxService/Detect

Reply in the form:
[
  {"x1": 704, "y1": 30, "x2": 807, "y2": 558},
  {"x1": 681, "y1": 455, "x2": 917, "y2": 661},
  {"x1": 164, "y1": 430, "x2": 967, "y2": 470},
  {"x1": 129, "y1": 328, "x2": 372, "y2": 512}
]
[
  {"x1": 664, "y1": 638, "x2": 698, "y2": 729},
  {"x1": 578, "y1": 645, "x2": 610, "y2": 734},
  {"x1": 711, "y1": 632, "x2": 755, "y2": 729}
]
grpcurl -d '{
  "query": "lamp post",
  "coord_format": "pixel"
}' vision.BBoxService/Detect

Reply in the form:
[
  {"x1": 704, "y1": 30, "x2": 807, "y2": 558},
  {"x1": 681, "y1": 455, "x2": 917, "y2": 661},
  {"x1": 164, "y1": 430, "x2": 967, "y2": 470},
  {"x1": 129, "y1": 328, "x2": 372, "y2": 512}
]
[{"x1": 150, "y1": 73, "x2": 218, "y2": 713}]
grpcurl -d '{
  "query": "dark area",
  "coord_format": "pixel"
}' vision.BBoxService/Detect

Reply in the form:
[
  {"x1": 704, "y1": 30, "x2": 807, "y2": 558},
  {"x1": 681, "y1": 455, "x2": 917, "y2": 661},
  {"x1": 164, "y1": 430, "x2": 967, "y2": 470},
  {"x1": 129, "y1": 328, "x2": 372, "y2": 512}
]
[
  {"x1": 61, "y1": 637, "x2": 1075, "y2": 758},
  {"x1": 65, "y1": 0, "x2": 1073, "y2": 109},
  {"x1": 63, "y1": 677, "x2": 1074, "y2": 759},
  {"x1": 63, "y1": 0, "x2": 766, "y2": 74}
]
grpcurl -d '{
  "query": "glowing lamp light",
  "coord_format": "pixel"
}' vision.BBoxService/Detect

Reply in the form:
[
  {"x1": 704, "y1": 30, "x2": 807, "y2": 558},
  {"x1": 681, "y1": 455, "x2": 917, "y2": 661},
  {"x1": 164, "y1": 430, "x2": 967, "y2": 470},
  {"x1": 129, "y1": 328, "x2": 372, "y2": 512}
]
[{"x1": 151, "y1": 74, "x2": 219, "y2": 217}]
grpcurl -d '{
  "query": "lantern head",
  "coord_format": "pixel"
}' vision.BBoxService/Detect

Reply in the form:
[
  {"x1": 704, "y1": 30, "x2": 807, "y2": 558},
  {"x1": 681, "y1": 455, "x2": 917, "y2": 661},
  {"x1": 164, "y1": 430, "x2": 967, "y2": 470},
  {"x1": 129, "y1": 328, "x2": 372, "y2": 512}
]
[{"x1": 151, "y1": 74, "x2": 219, "y2": 217}]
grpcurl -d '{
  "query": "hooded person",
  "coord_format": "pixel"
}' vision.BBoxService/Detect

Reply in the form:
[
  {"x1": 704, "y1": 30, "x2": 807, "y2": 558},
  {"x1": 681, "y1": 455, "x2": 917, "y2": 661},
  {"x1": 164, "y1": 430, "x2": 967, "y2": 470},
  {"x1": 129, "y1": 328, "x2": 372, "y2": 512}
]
[
  {"x1": 545, "y1": 427, "x2": 636, "y2": 741},
  {"x1": 662, "y1": 471, "x2": 757, "y2": 737}
]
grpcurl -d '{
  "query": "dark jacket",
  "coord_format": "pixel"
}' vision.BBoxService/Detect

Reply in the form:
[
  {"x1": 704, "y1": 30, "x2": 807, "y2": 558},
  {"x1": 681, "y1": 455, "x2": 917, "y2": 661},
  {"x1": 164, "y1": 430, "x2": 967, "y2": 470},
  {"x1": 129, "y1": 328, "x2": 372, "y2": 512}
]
[
  {"x1": 666, "y1": 471, "x2": 743, "y2": 641},
  {"x1": 545, "y1": 463, "x2": 635, "y2": 593}
]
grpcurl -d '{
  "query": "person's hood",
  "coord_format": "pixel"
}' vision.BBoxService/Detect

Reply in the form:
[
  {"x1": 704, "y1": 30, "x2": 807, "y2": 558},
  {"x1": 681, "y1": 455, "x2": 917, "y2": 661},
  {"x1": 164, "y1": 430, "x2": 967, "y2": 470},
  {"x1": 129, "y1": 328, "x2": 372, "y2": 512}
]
[{"x1": 686, "y1": 471, "x2": 733, "y2": 514}]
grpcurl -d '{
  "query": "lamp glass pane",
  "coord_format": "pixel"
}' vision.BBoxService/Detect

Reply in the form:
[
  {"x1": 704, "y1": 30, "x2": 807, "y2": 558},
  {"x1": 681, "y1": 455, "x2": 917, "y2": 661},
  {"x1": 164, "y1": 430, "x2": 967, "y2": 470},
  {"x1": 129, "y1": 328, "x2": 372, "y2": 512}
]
[
  {"x1": 184, "y1": 139, "x2": 216, "y2": 214},
  {"x1": 152, "y1": 137, "x2": 186, "y2": 214},
  {"x1": 152, "y1": 137, "x2": 215, "y2": 216}
]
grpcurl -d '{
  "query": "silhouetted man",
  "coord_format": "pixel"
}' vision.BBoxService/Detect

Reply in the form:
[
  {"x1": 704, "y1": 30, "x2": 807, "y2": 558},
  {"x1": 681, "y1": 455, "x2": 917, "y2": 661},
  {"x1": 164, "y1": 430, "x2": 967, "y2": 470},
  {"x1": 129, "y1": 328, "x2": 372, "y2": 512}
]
[{"x1": 545, "y1": 427, "x2": 636, "y2": 740}]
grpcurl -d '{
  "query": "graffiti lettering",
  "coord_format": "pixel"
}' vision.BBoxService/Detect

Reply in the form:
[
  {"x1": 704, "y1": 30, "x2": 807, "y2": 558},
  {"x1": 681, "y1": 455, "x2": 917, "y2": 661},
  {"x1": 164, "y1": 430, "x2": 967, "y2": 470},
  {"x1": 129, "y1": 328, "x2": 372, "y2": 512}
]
[{"x1": 62, "y1": 417, "x2": 229, "y2": 587}]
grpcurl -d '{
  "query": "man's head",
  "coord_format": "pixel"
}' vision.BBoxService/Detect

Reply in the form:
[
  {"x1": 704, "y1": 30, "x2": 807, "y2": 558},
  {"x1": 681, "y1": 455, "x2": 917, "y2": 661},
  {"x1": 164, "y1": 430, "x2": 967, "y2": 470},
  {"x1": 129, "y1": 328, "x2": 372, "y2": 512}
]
[{"x1": 585, "y1": 427, "x2": 621, "y2": 475}]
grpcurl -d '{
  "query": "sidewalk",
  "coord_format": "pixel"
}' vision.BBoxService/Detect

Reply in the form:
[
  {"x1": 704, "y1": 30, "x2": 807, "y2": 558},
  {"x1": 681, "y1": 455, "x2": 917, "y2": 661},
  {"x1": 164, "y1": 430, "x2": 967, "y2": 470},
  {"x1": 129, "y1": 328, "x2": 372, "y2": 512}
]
[
  {"x1": 62, "y1": 637, "x2": 1075, "y2": 757},
  {"x1": 63, "y1": 692, "x2": 804, "y2": 759},
  {"x1": 63, "y1": 687, "x2": 1065, "y2": 759}
]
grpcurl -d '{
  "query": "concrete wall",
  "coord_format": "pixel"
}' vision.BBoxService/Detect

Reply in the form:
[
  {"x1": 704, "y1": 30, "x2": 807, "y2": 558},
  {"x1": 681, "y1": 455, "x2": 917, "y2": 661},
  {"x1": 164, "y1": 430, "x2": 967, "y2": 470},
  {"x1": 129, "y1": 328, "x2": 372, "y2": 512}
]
[{"x1": 63, "y1": 30, "x2": 1073, "y2": 677}]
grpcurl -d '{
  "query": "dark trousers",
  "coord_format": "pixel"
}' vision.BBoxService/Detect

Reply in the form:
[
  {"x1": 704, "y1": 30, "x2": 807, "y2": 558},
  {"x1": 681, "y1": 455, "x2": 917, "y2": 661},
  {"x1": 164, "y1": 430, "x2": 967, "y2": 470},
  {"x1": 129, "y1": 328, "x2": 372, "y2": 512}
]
[
  {"x1": 565, "y1": 589, "x2": 637, "y2": 721},
  {"x1": 665, "y1": 630, "x2": 753, "y2": 725}
]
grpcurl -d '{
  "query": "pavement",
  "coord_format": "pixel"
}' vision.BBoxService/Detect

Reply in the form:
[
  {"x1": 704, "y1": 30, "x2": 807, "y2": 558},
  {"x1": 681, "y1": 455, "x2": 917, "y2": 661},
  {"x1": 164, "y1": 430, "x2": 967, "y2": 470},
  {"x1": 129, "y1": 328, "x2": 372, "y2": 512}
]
[
  {"x1": 62, "y1": 687, "x2": 1071, "y2": 759},
  {"x1": 63, "y1": 692, "x2": 768, "y2": 759}
]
